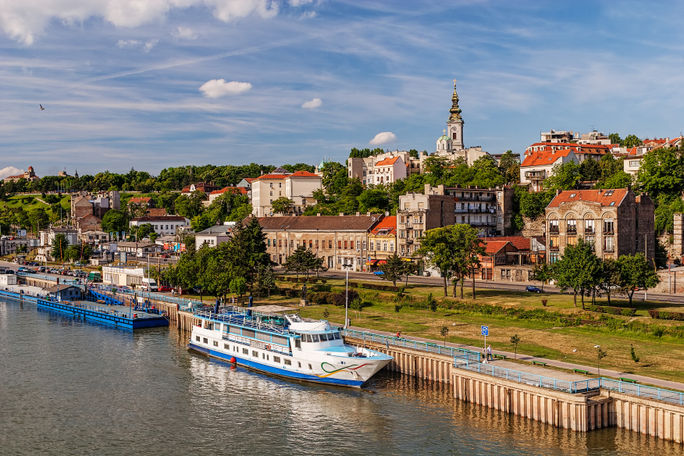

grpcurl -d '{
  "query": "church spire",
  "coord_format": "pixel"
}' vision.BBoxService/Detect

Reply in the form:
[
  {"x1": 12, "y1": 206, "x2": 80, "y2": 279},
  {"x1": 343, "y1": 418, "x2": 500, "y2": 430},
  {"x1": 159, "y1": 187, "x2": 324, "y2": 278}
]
[{"x1": 449, "y1": 79, "x2": 463, "y2": 123}]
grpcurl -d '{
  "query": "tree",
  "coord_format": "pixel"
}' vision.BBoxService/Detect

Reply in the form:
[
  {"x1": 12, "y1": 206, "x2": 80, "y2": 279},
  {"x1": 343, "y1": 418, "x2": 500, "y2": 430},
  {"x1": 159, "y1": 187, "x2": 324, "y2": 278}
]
[
  {"x1": 531, "y1": 263, "x2": 552, "y2": 291},
  {"x1": 616, "y1": 253, "x2": 660, "y2": 305},
  {"x1": 608, "y1": 133, "x2": 623, "y2": 146},
  {"x1": 636, "y1": 147, "x2": 684, "y2": 199},
  {"x1": 623, "y1": 134, "x2": 642, "y2": 148},
  {"x1": 596, "y1": 258, "x2": 620, "y2": 305},
  {"x1": 596, "y1": 345, "x2": 607, "y2": 377},
  {"x1": 28, "y1": 207, "x2": 49, "y2": 233},
  {"x1": 552, "y1": 239, "x2": 602, "y2": 309},
  {"x1": 225, "y1": 218, "x2": 272, "y2": 292},
  {"x1": 284, "y1": 246, "x2": 323, "y2": 279},
  {"x1": 579, "y1": 158, "x2": 601, "y2": 182},
  {"x1": 379, "y1": 253, "x2": 405, "y2": 287},
  {"x1": 134, "y1": 223, "x2": 154, "y2": 240},
  {"x1": 271, "y1": 197, "x2": 294, "y2": 215},
  {"x1": 546, "y1": 162, "x2": 581, "y2": 191},
  {"x1": 440, "y1": 326, "x2": 449, "y2": 345},
  {"x1": 498, "y1": 150, "x2": 520, "y2": 185},
  {"x1": 51, "y1": 233, "x2": 69, "y2": 262},
  {"x1": 255, "y1": 263, "x2": 276, "y2": 297},
  {"x1": 419, "y1": 224, "x2": 483, "y2": 298},
  {"x1": 101, "y1": 209, "x2": 128, "y2": 235},
  {"x1": 357, "y1": 188, "x2": 389, "y2": 213},
  {"x1": 469, "y1": 156, "x2": 505, "y2": 188},
  {"x1": 510, "y1": 334, "x2": 521, "y2": 359},
  {"x1": 229, "y1": 277, "x2": 247, "y2": 304}
]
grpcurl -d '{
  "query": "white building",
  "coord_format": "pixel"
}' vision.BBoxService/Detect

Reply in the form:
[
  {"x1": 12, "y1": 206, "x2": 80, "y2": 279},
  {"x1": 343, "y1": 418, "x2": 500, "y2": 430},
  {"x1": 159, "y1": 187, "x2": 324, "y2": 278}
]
[
  {"x1": 347, "y1": 150, "x2": 421, "y2": 186},
  {"x1": 102, "y1": 266, "x2": 146, "y2": 287},
  {"x1": 195, "y1": 224, "x2": 234, "y2": 251},
  {"x1": 129, "y1": 215, "x2": 190, "y2": 235},
  {"x1": 251, "y1": 168, "x2": 322, "y2": 217}
]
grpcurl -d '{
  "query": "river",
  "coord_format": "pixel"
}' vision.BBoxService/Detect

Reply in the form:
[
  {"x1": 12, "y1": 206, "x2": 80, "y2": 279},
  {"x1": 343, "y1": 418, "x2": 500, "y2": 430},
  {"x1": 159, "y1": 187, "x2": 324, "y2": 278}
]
[{"x1": 0, "y1": 298, "x2": 680, "y2": 455}]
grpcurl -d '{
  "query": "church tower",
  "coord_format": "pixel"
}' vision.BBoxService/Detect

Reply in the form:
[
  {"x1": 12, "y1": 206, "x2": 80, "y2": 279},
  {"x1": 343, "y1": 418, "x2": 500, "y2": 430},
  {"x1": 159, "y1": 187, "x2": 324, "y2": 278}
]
[{"x1": 447, "y1": 80, "x2": 464, "y2": 150}]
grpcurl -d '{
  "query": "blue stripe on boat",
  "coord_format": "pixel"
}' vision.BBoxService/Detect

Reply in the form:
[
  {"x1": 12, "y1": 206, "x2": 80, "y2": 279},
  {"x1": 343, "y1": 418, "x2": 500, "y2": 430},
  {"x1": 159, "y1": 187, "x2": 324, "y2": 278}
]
[{"x1": 188, "y1": 342, "x2": 365, "y2": 387}]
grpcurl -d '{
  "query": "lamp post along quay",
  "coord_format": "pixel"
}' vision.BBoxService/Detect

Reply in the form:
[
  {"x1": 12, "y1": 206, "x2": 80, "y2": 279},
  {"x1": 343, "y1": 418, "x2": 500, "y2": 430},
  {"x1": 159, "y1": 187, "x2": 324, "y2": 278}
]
[{"x1": 344, "y1": 264, "x2": 350, "y2": 328}]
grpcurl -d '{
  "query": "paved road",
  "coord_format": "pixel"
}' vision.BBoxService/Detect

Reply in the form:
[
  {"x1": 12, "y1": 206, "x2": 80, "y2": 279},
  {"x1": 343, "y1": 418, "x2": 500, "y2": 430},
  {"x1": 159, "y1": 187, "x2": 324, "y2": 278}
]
[
  {"x1": 321, "y1": 270, "x2": 684, "y2": 305},
  {"x1": 348, "y1": 325, "x2": 684, "y2": 392}
]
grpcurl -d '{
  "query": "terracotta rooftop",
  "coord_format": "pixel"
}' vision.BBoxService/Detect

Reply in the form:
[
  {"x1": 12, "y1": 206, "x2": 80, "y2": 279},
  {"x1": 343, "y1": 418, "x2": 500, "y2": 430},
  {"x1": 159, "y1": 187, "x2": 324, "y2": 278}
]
[
  {"x1": 547, "y1": 189, "x2": 628, "y2": 208},
  {"x1": 371, "y1": 216, "x2": 396, "y2": 235},
  {"x1": 255, "y1": 215, "x2": 382, "y2": 231},
  {"x1": 481, "y1": 236, "x2": 530, "y2": 251},
  {"x1": 255, "y1": 171, "x2": 320, "y2": 180},
  {"x1": 521, "y1": 149, "x2": 572, "y2": 167},
  {"x1": 131, "y1": 215, "x2": 188, "y2": 222},
  {"x1": 128, "y1": 196, "x2": 151, "y2": 204},
  {"x1": 210, "y1": 186, "x2": 248, "y2": 195},
  {"x1": 375, "y1": 156, "x2": 401, "y2": 166},
  {"x1": 481, "y1": 240, "x2": 512, "y2": 255}
]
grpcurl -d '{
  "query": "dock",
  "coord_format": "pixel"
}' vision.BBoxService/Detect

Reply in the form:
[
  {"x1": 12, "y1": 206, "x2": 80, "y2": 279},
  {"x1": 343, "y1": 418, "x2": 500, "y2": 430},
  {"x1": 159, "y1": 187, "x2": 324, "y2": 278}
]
[{"x1": 36, "y1": 298, "x2": 169, "y2": 330}]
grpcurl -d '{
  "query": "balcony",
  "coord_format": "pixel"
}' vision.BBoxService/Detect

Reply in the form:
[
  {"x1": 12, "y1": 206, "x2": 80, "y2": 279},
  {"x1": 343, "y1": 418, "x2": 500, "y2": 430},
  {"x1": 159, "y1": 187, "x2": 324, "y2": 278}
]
[
  {"x1": 549, "y1": 226, "x2": 559, "y2": 234},
  {"x1": 584, "y1": 227, "x2": 594, "y2": 234},
  {"x1": 525, "y1": 170, "x2": 546, "y2": 180}
]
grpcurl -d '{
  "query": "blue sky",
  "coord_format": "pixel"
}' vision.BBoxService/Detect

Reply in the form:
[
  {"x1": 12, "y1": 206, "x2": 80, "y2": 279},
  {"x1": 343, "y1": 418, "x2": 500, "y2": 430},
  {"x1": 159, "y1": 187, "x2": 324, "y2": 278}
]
[{"x1": 1, "y1": 0, "x2": 684, "y2": 176}]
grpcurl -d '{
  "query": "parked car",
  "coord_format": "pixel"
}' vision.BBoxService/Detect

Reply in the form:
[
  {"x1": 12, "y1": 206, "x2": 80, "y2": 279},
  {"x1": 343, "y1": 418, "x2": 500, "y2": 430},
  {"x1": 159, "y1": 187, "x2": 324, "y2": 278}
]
[
  {"x1": 526, "y1": 285, "x2": 542, "y2": 293},
  {"x1": 158, "y1": 285, "x2": 172, "y2": 292}
]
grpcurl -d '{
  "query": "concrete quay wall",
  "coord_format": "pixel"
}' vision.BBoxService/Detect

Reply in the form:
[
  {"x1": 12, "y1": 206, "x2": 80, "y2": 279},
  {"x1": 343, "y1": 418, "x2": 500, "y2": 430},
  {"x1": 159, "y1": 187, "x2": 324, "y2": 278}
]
[{"x1": 346, "y1": 336, "x2": 683, "y2": 443}]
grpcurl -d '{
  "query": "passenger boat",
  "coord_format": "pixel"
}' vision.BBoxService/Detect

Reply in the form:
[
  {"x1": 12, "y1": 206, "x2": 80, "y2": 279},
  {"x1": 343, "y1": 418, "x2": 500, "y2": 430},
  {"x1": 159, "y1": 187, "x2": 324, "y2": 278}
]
[{"x1": 188, "y1": 309, "x2": 392, "y2": 387}]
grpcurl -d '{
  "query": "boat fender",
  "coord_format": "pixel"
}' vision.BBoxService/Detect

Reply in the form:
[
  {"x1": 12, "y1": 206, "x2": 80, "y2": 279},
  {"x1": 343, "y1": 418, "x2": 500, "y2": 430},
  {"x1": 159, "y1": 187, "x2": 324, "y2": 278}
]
[
  {"x1": 230, "y1": 357, "x2": 236, "y2": 364},
  {"x1": 265, "y1": 344, "x2": 271, "y2": 350}
]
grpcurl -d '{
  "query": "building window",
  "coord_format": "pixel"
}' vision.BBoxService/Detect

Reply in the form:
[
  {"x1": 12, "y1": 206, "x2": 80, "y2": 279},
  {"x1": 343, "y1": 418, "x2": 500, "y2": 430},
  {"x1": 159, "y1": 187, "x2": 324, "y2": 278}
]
[
  {"x1": 585, "y1": 219, "x2": 594, "y2": 234},
  {"x1": 549, "y1": 236, "x2": 559, "y2": 250},
  {"x1": 604, "y1": 219, "x2": 614, "y2": 234},
  {"x1": 344, "y1": 240, "x2": 348, "y2": 249},
  {"x1": 566, "y1": 219, "x2": 576, "y2": 234},
  {"x1": 585, "y1": 236, "x2": 594, "y2": 246},
  {"x1": 567, "y1": 236, "x2": 577, "y2": 246},
  {"x1": 338, "y1": 241, "x2": 342, "y2": 249},
  {"x1": 549, "y1": 219, "x2": 559, "y2": 234},
  {"x1": 549, "y1": 252, "x2": 559, "y2": 263},
  {"x1": 604, "y1": 236, "x2": 614, "y2": 252}
]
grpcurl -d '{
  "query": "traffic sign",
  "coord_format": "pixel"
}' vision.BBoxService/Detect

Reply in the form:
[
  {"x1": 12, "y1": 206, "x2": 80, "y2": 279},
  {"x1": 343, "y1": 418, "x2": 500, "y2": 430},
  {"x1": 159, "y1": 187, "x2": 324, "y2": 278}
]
[{"x1": 481, "y1": 325, "x2": 489, "y2": 336}]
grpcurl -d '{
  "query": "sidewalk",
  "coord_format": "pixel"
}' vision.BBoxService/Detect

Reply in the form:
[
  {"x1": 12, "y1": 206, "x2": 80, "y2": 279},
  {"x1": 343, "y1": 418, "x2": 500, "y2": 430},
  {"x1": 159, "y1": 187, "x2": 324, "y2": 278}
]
[{"x1": 348, "y1": 325, "x2": 684, "y2": 392}]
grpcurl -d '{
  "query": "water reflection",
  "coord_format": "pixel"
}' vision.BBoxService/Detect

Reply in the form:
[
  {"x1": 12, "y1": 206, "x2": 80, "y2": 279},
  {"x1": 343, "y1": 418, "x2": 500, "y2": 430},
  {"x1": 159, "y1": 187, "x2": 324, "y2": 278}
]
[{"x1": 0, "y1": 299, "x2": 681, "y2": 456}]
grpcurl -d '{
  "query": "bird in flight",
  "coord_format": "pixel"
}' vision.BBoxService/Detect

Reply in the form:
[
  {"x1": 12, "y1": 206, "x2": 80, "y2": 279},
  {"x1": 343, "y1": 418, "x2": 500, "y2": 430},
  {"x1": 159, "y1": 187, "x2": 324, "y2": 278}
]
[{"x1": 40, "y1": 104, "x2": 45, "y2": 111}]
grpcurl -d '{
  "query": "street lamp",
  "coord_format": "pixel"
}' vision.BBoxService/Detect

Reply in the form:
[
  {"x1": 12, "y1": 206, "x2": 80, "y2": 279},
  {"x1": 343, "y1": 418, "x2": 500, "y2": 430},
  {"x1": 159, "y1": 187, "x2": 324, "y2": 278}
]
[{"x1": 344, "y1": 263, "x2": 351, "y2": 329}]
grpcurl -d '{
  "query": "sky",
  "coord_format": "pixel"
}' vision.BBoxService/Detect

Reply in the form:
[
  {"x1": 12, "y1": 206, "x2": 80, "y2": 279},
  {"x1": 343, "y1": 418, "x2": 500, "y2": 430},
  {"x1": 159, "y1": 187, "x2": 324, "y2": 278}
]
[{"x1": 1, "y1": 0, "x2": 684, "y2": 176}]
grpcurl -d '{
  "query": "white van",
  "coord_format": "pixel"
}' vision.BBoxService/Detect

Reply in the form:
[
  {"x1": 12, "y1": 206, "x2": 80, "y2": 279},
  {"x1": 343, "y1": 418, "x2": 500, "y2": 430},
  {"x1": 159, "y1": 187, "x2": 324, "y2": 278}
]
[{"x1": 141, "y1": 277, "x2": 158, "y2": 292}]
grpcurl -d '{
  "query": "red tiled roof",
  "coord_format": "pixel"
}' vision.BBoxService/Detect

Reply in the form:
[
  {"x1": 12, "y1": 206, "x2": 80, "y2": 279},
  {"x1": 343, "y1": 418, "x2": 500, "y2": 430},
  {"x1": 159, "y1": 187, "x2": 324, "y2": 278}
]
[
  {"x1": 375, "y1": 156, "x2": 401, "y2": 166},
  {"x1": 521, "y1": 149, "x2": 572, "y2": 167},
  {"x1": 131, "y1": 215, "x2": 188, "y2": 222},
  {"x1": 290, "y1": 170, "x2": 320, "y2": 177},
  {"x1": 481, "y1": 240, "x2": 511, "y2": 255},
  {"x1": 547, "y1": 189, "x2": 628, "y2": 208},
  {"x1": 371, "y1": 216, "x2": 396, "y2": 235},
  {"x1": 482, "y1": 236, "x2": 530, "y2": 251},
  {"x1": 128, "y1": 196, "x2": 151, "y2": 204},
  {"x1": 255, "y1": 215, "x2": 383, "y2": 231},
  {"x1": 244, "y1": 178, "x2": 256, "y2": 183},
  {"x1": 255, "y1": 173, "x2": 290, "y2": 180},
  {"x1": 210, "y1": 186, "x2": 248, "y2": 195}
]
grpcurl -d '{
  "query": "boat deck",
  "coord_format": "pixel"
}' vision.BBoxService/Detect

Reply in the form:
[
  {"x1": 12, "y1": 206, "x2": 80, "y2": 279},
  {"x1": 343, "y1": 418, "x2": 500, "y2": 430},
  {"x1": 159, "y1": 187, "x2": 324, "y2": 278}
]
[{"x1": 37, "y1": 298, "x2": 169, "y2": 330}]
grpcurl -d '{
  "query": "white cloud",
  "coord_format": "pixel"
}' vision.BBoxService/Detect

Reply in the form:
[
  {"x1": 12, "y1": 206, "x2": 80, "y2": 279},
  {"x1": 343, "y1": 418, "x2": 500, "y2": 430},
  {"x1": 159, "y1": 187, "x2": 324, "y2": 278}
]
[
  {"x1": 301, "y1": 97, "x2": 322, "y2": 109},
  {"x1": 143, "y1": 39, "x2": 159, "y2": 52},
  {"x1": 289, "y1": 0, "x2": 314, "y2": 6},
  {"x1": 0, "y1": 0, "x2": 307, "y2": 45},
  {"x1": 199, "y1": 79, "x2": 252, "y2": 98},
  {"x1": 174, "y1": 25, "x2": 198, "y2": 40},
  {"x1": 116, "y1": 38, "x2": 159, "y2": 52},
  {"x1": 369, "y1": 131, "x2": 396, "y2": 145},
  {"x1": 0, "y1": 166, "x2": 23, "y2": 180}
]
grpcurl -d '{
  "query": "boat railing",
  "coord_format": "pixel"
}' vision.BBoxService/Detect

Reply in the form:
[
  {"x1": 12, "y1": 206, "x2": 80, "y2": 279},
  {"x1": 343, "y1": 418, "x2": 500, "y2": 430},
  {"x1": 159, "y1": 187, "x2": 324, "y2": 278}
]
[{"x1": 195, "y1": 310, "x2": 292, "y2": 336}]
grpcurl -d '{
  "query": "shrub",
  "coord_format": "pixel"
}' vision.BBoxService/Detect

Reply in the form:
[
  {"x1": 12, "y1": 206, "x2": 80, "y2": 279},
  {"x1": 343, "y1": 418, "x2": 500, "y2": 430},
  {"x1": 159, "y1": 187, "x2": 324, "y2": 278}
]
[
  {"x1": 652, "y1": 326, "x2": 665, "y2": 338},
  {"x1": 541, "y1": 299, "x2": 548, "y2": 307},
  {"x1": 648, "y1": 309, "x2": 684, "y2": 321},
  {"x1": 426, "y1": 293, "x2": 437, "y2": 312},
  {"x1": 394, "y1": 304, "x2": 402, "y2": 313},
  {"x1": 332, "y1": 289, "x2": 359, "y2": 307}
]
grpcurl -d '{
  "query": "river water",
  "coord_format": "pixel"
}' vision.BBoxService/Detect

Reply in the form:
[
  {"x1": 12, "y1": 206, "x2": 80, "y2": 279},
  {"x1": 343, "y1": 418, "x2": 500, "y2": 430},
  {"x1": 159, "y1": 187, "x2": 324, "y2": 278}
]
[{"x1": 1, "y1": 298, "x2": 681, "y2": 456}]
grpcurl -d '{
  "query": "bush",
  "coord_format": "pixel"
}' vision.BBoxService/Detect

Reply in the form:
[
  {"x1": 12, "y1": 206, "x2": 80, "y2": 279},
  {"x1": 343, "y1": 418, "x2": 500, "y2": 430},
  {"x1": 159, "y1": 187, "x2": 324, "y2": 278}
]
[
  {"x1": 332, "y1": 289, "x2": 359, "y2": 307},
  {"x1": 648, "y1": 309, "x2": 684, "y2": 321},
  {"x1": 312, "y1": 283, "x2": 332, "y2": 292},
  {"x1": 426, "y1": 293, "x2": 437, "y2": 312},
  {"x1": 587, "y1": 304, "x2": 636, "y2": 317}
]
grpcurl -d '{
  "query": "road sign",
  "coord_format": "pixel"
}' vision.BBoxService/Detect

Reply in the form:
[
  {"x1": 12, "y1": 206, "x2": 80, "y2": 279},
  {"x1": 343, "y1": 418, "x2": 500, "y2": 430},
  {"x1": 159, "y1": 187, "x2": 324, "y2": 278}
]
[{"x1": 481, "y1": 325, "x2": 489, "y2": 336}]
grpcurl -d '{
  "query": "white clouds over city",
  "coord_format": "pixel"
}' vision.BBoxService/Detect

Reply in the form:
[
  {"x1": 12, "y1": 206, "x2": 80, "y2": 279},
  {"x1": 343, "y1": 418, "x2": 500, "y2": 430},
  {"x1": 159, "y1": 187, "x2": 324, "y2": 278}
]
[
  {"x1": 369, "y1": 131, "x2": 396, "y2": 145},
  {"x1": 199, "y1": 79, "x2": 253, "y2": 98},
  {"x1": 301, "y1": 97, "x2": 322, "y2": 109}
]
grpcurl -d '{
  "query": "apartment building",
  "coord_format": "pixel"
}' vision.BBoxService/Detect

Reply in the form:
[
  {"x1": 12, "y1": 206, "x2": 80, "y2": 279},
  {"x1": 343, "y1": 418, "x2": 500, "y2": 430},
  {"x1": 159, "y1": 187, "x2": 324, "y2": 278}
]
[
  {"x1": 256, "y1": 214, "x2": 383, "y2": 272},
  {"x1": 397, "y1": 192, "x2": 454, "y2": 258},
  {"x1": 129, "y1": 215, "x2": 190, "y2": 235},
  {"x1": 367, "y1": 215, "x2": 397, "y2": 267},
  {"x1": 425, "y1": 184, "x2": 514, "y2": 236},
  {"x1": 347, "y1": 150, "x2": 420, "y2": 186},
  {"x1": 545, "y1": 189, "x2": 655, "y2": 263}
]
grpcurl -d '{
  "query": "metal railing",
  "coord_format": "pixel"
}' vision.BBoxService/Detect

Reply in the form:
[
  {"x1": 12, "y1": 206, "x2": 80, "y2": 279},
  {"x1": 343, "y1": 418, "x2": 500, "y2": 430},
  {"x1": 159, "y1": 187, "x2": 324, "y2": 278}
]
[
  {"x1": 453, "y1": 358, "x2": 684, "y2": 405},
  {"x1": 342, "y1": 328, "x2": 481, "y2": 359}
]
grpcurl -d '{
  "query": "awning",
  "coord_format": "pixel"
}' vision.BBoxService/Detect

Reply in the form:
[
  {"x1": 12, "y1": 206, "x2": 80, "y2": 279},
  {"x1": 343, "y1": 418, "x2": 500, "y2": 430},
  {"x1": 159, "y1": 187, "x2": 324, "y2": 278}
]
[
  {"x1": 377, "y1": 260, "x2": 387, "y2": 265},
  {"x1": 365, "y1": 259, "x2": 379, "y2": 266}
]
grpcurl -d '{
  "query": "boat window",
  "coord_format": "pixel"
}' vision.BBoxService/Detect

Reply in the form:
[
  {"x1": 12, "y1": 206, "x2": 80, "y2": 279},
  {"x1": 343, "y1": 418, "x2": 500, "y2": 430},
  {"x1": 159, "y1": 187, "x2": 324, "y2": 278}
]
[
  {"x1": 333, "y1": 332, "x2": 341, "y2": 340},
  {"x1": 195, "y1": 336, "x2": 200, "y2": 342},
  {"x1": 273, "y1": 356, "x2": 280, "y2": 363},
  {"x1": 224, "y1": 343, "x2": 230, "y2": 350},
  {"x1": 262, "y1": 353, "x2": 266, "y2": 359},
  {"x1": 203, "y1": 338, "x2": 208, "y2": 344},
  {"x1": 304, "y1": 334, "x2": 312, "y2": 343},
  {"x1": 284, "y1": 359, "x2": 292, "y2": 366},
  {"x1": 295, "y1": 339, "x2": 301, "y2": 349},
  {"x1": 242, "y1": 348, "x2": 248, "y2": 355},
  {"x1": 242, "y1": 329, "x2": 255, "y2": 339},
  {"x1": 252, "y1": 350, "x2": 258, "y2": 357},
  {"x1": 308, "y1": 364, "x2": 312, "y2": 370},
  {"x1": 312, "y1": 334, "x2": 320, "y2": 343},
  {"x1": 298, "y1": 362, "x2": 302, "y2": 368},
  {"x1": 229, "y1": 326, "x2": 240, "y2": 334},
  {"x1": 213, "y1": 341, "x2": 218, "y2": 347},
  {"x1": 320, "y1": 333, "x2": 329, "y2": 341},
  {"x1": 272, "y1": 335, "x2": 288, "y2": 346},
  {"x1": 256, "y1": 332, "x2": 270, "y2": 341}
]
